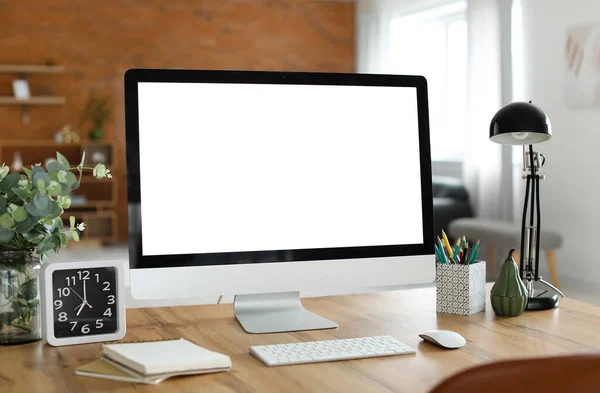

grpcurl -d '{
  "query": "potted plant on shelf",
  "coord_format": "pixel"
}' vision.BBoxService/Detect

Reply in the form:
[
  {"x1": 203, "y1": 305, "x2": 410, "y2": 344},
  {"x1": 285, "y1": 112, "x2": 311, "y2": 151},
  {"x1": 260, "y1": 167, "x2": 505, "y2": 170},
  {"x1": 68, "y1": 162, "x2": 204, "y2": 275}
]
[
  {"x1": 81, "y1": 94, "x2": 112, "y2": 142},
  {"x1": 0, "y1": 152, "x2": 111, "y2": 345}
]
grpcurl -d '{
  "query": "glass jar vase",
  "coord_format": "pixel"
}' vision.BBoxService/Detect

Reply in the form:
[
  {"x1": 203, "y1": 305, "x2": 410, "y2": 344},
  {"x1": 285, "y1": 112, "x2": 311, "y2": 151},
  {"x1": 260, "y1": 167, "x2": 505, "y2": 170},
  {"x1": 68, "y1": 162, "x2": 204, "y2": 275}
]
[{"x1": 0, "y1": 250, "x2": 42, "y2": 345}]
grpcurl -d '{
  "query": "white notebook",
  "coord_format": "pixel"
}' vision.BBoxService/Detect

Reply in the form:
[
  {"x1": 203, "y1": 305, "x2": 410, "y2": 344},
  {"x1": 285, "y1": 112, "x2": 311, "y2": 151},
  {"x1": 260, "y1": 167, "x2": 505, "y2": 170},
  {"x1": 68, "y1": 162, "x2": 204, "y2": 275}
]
[{"x1": 76, "y1": 338, "x2": 231, "y2": 384}]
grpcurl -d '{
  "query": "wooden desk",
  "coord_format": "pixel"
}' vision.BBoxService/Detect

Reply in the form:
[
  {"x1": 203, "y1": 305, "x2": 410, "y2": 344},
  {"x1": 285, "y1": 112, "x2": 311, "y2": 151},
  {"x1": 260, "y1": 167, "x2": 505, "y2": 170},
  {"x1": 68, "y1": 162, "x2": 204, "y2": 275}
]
[{"x1": 2, "y1": 285, "x2": 600, "y2": 393}]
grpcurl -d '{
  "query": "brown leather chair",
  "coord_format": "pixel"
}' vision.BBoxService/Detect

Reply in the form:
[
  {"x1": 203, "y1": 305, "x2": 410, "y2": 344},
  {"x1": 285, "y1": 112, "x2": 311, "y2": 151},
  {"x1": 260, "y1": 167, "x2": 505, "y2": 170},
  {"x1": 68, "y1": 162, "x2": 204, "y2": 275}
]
[{"x1": 429, "y1": 355, "x2": 600, "y2": 393}]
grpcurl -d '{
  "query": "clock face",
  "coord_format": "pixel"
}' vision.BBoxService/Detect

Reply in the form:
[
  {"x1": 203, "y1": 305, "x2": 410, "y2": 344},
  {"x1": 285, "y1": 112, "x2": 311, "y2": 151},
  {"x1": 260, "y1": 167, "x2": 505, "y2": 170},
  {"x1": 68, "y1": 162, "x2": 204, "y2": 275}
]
[{"x1": 51, "y1": 267, "x2": 118, "y2": 338}]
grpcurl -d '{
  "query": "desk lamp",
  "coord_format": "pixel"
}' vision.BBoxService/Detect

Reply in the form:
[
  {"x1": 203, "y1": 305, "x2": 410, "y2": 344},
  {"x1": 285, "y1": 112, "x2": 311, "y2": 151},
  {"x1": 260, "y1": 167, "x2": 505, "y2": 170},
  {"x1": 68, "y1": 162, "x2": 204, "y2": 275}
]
[{"x1": 489, "y1": 102, "x2": 565, "y2": 310}]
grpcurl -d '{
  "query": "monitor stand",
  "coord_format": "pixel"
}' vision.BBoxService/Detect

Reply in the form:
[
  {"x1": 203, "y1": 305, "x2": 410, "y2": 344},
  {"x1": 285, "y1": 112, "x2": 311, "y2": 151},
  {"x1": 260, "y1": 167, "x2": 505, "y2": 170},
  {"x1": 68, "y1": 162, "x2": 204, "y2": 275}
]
[{"x1": 233, "y1": 291, "x2": 338, "y2": 334}]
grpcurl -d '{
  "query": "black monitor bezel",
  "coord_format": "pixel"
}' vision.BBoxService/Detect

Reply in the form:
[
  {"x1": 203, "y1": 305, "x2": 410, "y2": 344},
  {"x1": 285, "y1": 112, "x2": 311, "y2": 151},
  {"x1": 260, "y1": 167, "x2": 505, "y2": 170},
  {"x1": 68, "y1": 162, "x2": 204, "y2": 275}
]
[{"x1": 125, "y1": 69, "x2": 434, "y2": 269}]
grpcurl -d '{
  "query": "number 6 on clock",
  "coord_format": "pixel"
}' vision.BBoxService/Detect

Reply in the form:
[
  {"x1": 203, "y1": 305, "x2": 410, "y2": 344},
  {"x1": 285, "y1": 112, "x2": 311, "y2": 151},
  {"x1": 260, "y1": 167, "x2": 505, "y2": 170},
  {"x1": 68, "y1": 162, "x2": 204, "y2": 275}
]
[{"x1": 40, "y1": 260, "x2": 127, "y2": 346}]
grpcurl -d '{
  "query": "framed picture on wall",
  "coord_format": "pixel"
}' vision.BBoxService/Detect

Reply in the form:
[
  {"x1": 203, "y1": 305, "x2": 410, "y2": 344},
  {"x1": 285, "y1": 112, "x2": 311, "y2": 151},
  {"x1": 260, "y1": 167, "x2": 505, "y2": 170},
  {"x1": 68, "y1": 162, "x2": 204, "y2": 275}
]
[
  {"x1": 12, "y1": 79, "x2": 31, "y2": 99},
  {"x1": 565, "y1": 23, "x2": 600, "y2": 108}
]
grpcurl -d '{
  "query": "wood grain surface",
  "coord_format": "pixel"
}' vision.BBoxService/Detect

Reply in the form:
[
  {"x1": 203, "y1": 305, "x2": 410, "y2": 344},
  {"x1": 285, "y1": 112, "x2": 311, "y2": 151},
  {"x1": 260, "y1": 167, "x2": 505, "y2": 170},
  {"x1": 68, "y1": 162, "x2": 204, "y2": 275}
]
[{"x1": 2, "y1": 284, "x2": 600, "y2": 393}]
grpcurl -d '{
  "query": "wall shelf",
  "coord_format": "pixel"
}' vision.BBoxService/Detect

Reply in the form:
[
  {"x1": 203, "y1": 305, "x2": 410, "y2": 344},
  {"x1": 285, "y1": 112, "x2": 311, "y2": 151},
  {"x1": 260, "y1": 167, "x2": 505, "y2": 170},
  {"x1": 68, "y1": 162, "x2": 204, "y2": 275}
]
[
  {"x1": 0, "y1": 64, "x2": 65, "y2": 73},
  {"x1": 2, "y1": 139, "x2": 114, "y2": 148},
  {"x1": 0, "y1": 96, "x2": 66, "y2": 105},
  {"x1": 0, "y1": 64, "x2": 66, "y2": 123}
]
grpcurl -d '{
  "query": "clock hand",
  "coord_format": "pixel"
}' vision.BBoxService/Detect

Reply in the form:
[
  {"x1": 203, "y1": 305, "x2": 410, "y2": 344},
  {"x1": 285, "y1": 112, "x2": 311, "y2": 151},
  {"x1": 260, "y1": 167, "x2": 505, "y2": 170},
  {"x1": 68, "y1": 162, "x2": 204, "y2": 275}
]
[
  {"x1": 75, "y1": 302, "x2": 85, "y2": 316},
  {"x1": 70, "y1": 288, "x2": 85, "y2": 302},
  {"x1": 82, "y1": 279, "x2": 92, "y2": 309},
  {"x1": 83, "y1": 279, "x2": 87, "y2": 301},
  {"x1": 71, "y1": 288, "x2": 86, "y2": 315}
]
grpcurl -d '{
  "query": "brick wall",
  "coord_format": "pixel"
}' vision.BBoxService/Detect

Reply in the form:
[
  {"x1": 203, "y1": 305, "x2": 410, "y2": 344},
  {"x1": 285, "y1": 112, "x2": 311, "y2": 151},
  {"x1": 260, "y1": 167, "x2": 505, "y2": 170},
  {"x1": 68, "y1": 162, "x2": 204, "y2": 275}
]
[{"x1": 0, "y1": 0, "x2": 355, "y2": 242}]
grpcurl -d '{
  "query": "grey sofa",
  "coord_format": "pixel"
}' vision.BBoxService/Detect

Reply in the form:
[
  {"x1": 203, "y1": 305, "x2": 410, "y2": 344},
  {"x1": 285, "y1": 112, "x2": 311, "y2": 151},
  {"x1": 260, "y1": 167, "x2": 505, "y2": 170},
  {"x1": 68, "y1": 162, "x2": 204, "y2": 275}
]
[{"x1": 432, "y1": 176, "x2": 473, "y2": 236}]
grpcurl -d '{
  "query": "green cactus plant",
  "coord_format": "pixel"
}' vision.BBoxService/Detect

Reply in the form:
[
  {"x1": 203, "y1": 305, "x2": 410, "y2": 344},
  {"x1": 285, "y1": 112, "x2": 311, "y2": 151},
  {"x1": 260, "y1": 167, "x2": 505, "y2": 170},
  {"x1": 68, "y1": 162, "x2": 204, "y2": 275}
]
[{"x1": 490, "y1": 249, "x2": 528, "y2": 317}]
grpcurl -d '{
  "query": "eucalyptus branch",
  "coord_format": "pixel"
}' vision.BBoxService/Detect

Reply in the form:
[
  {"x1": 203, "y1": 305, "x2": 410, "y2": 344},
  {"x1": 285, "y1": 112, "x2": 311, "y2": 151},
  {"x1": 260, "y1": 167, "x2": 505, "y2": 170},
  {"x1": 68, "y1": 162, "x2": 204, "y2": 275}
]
[
  {"x1": 70, "y1": 166, "x2": 97, "y2": 171},
  {"x1": 0, "y1": 151, "x2": 110, "y2": 259}
]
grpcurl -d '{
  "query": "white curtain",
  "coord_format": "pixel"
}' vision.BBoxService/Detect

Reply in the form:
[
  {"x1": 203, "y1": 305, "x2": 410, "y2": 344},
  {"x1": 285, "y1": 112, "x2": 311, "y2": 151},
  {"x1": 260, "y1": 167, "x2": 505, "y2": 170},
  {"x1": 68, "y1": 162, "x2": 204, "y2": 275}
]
[
  {"x1": 462, "y1": 0, "x2": 516, "y2": 272},
  {"x1": 463, "y1": 0, "x2": 514, "y2": 221},
  {"x1": 356, "y1": 0, "x2": 515, "y2": 221}
]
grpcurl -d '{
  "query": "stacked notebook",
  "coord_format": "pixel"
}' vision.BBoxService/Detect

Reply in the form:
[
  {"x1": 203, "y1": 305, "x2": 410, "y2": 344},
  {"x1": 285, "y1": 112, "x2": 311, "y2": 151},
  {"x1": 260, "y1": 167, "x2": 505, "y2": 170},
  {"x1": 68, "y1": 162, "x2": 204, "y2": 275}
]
[{"x1": 76, "y1": 338, "x2": 232, "y2": 385}]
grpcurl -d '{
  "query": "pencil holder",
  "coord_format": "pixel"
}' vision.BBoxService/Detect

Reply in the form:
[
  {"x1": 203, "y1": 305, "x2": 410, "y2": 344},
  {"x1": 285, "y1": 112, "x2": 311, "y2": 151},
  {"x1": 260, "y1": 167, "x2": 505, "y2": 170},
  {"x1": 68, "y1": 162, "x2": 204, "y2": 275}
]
[{"x1": 436, "y1": 261, "x2": 486, "y2": 315}]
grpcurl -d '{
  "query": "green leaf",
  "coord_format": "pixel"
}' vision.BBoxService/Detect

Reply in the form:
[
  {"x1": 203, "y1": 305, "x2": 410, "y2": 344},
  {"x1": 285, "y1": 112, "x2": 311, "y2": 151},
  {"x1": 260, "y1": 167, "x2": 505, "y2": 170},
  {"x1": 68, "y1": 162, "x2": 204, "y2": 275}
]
[
  {"x1": 0, "y1": 213, "x2": 15, "y2": 229},
  {"x1": 40, "y1": 253, "x2": 50, "y2": 264},
  {"x1": 37, "y1": 234, "x2": 53, "y2": 254},
  {"x1": 58, "y1": 195, "x2": 71, "y2": 209},
  {"x1": 56, "y1": 217, "x2": 64, "y2": 230},
  {"x1": 59, "y1": 183, "x2": 71, "y2": 196},
  {"x1": 70, "y1": 229, "x2": 80, "y2": 242},
  {"x1": 59, "y1": 232, "x2": 67, "y2": 246},
  {"x1": 16, "y1": 298, "x2": 27, "y2": 306},
  {"x1": 47, "y1": 201, "x2": 62, "y2": 220},
  {"x1": 32, "y1": 168, "x2": 50, "y2": 185},
  {"x1": 25, "y1": 198, "x2": 53, "y2": 217},
  {"x1": 10, "y1": 187, "x2": 29, "y2": 200},
  {"x1": 0, "y1": 196, "x2": 7, "y2": 211},
  {"x1": 66, "y1": 171, "x2": 77, "y2": 187},
  {"x1": 0, "y1": 165, "x2": 8, "y2": 181},
  {"x1": 13, "y1": 206, "x2": 27, "y2": 222},
  {"x1": 71, "y1": 181, "x2": 80, "y2": 191},
  {"x1": 46, "y1": 181, "x2": 61, "y2": 197},
  {"x1": 33, "y1": 192, "x2": 49, "y2": 210},
  {"x1": 36, "y1": 178, "x2": 47, "y2": 195},
  {"x1": 0, "y1": 173, "x2": 21, "y2": 194},
  {"x1": 47, "y1": 160, "x2": 64, "y2": 173},
  {"x1": 53, "y1": 235, "x2": 62, "y2": 253},
  {"x1": 13, "y1": 215, "x2": 38, "y2": 233},
  {"x1": 69, "y1": 216, "x2": 76, "y2": 229},
  {"x1": 22, "y1": 231, "x2": 42, "y2": 244},
  {"x1": 20, "y1": 279, "x2": 38, "y2": 301},
  {"x1": 22, "y1": 167, "x2": 32, "y2": 179},
  {"x1": 56, "y1": 152, "x2": 70, "y2": 171},
  {"x1": 0, "y1": 228, "x2": 14, "y2": 243}
]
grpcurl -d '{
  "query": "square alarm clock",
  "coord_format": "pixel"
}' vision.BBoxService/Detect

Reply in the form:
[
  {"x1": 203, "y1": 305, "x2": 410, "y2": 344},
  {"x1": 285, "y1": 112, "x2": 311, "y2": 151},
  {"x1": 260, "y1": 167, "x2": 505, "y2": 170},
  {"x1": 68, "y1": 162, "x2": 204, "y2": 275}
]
[{"x1": 41, "y1": 260, "x2": 127, "y2": 346}]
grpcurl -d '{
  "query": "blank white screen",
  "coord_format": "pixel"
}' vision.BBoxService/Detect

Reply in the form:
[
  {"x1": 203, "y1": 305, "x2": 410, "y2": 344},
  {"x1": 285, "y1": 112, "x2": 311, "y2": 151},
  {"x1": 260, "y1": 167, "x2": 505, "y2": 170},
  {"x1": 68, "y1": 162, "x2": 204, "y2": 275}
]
[{"x1": 138, "y1": 82, "x2": 423, "y2": 256}]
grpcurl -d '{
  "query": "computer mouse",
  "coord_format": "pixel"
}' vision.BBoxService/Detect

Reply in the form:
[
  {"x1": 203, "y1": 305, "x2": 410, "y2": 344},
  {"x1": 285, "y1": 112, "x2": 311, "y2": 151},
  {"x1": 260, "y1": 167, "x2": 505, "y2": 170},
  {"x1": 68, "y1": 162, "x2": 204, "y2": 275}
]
[{"x1": 419, "y1": 330, "x2": 466, "y2": 349}]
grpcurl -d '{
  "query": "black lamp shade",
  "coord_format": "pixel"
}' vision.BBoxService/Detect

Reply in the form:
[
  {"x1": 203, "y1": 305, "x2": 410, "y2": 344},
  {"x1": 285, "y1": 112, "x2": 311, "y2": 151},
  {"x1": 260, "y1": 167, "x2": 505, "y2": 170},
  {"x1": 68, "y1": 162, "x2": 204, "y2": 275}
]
[{"x1": 489, "y1": 102, "x2": 552, "y2": 145}]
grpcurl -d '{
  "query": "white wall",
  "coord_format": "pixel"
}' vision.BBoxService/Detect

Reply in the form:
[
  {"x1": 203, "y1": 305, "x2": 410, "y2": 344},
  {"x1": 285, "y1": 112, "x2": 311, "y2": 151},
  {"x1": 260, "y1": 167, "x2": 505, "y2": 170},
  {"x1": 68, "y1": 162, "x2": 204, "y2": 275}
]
[{"x1": 520, "y1": 0, "x2": 600, "y2": 286}]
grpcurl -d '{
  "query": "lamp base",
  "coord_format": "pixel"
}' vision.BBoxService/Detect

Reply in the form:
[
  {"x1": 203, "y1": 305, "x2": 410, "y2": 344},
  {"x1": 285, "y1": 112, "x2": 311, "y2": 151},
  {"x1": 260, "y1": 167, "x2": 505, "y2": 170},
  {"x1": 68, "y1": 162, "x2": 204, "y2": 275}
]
[{"x1": 526, "y1": 294, "x2": 559, "y2": 311}]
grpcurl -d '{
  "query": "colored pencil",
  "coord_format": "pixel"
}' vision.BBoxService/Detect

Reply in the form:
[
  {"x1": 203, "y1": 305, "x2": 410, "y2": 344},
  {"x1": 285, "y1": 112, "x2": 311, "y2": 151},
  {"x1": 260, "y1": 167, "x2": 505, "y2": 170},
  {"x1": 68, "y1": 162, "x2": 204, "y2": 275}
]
[
  {"x1": 441, "y1": 230, "x2": 454, "y2": 260},
  {"x1": 453, "y1": 240, "x2": 461, "y2": 263},
  {"x1": 469, "y1": 239, "x2": 480, "y2": 264},
  {"x1": 436, "y1": 236, "x2": 448, "y2": 263},
  {"x1": 434, "y1": 244, "x2": 443, "y2": 263},
  {"x1": 460, "y1": 236, "x2": 467, "y2": 264},
  {"x1": 463, "y1": 242, "x2": 470, "y2": 265}
]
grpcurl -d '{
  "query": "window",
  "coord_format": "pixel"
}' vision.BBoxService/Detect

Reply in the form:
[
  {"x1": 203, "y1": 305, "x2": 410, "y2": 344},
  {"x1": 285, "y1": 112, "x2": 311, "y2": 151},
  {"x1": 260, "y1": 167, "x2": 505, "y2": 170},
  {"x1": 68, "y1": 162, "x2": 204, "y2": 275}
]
[{"x1": 387, "y1": 1, "x2": 468, "y2": 162}]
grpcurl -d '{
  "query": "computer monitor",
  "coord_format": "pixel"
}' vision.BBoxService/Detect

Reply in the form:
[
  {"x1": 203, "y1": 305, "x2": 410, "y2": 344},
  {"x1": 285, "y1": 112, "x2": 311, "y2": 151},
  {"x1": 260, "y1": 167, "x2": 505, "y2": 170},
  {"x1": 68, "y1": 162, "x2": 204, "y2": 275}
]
[{"x1": 125, "y1": 70, "x2": 435, "y2": 333}]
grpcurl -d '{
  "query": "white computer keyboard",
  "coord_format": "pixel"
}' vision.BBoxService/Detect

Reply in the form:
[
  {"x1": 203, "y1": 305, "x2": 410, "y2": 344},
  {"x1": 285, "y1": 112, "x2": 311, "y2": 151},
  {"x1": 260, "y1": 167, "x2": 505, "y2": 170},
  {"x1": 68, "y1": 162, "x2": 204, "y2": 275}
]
[{"x1": 250, "y1": 335, "x2": 416, "y2": 366}]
